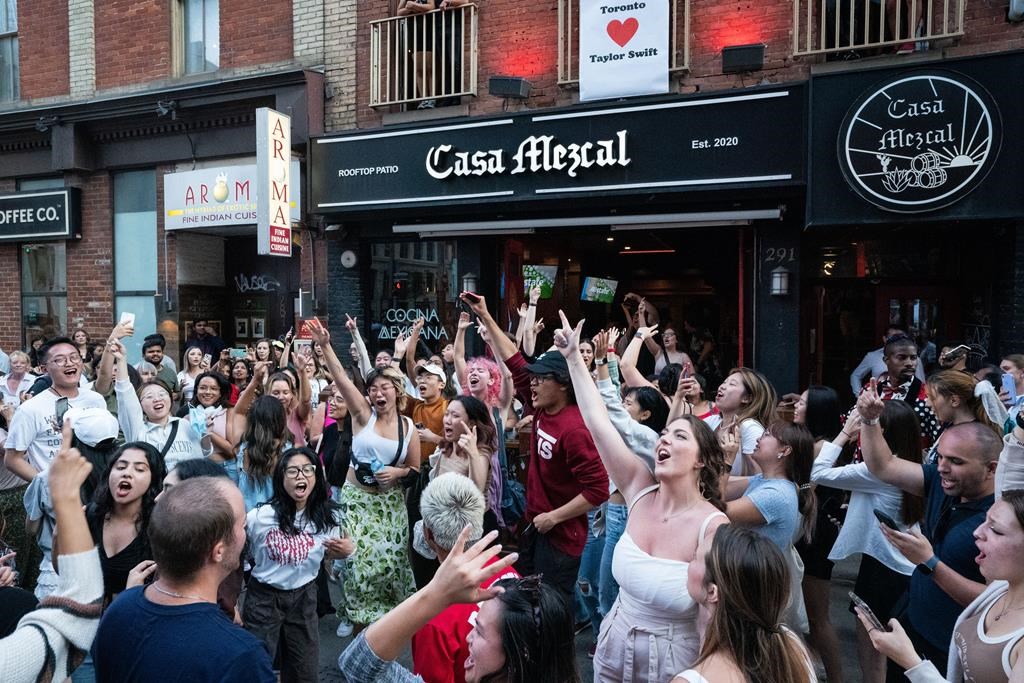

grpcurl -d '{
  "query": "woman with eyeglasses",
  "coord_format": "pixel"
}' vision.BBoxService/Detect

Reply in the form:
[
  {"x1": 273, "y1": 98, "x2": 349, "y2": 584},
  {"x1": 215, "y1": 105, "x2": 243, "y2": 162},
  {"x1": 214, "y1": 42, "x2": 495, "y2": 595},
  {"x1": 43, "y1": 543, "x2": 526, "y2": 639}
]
[
  {"x1": 244, "y1": 447, "x2": 352, "y2": 682},
  {"x1": 306, "y1": 319, "x2": 420, "y2": 630},
  {"x1": 339, "y1": 526, "x2": 580, "y2": 683}
]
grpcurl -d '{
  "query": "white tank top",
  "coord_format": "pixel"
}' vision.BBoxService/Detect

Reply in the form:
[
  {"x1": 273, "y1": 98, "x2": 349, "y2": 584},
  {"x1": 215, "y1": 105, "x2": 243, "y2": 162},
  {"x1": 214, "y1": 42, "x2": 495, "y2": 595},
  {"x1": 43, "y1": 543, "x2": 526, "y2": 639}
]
[{"x1": 612, "y1": 485, "x2": 726, "y2": 619}]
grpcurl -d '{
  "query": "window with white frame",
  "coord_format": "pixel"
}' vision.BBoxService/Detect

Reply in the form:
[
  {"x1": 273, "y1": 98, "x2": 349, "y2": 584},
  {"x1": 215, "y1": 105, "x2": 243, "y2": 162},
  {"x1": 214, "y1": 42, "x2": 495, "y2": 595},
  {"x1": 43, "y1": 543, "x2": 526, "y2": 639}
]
[
  {"x1": 0, "y1": 0, "x2": 18, "y2": 102},
  {"x1": 182, "y1": 0, "x2": 219, "y2": 75}
]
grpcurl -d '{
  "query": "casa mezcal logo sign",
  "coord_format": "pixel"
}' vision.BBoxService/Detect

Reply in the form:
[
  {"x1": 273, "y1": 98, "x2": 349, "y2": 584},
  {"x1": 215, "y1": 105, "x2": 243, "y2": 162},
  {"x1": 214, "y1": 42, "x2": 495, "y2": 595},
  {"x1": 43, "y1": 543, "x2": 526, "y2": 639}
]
[{"x1": 838, "y1": 72, "x2": 1001, "y2": 213}]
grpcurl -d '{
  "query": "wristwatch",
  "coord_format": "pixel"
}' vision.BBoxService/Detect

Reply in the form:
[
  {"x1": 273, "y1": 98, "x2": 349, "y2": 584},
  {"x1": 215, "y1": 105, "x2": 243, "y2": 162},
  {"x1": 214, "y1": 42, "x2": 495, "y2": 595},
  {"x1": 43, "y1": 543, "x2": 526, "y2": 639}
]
[
  {"x1": 595, "y1": 358, "x2": 609, "y2": 367},
  {"x1": 917, "y1": 555, "x2": 940, "y2": 574}
]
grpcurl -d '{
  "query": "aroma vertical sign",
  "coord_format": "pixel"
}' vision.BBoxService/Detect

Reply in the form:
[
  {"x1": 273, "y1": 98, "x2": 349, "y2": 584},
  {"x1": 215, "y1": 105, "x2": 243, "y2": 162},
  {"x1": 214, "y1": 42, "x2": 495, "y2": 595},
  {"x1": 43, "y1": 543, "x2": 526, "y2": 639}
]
[
  {"x1": 579, "y1": 0, "x2": 669, "y2": 101},
  {"x1": 256, "y1": 108, "x2": 293, "y2": 256}
]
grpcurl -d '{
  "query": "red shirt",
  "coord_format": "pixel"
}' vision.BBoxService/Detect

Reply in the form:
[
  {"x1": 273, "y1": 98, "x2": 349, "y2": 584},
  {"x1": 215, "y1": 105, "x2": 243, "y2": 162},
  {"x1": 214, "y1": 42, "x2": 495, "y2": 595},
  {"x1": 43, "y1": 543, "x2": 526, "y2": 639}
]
[
  {"x1": 411, "y1": 558, "x2": 520, "y2": 683},
  {"x1": 505, "y1": 353, "x2": 610, "y2": 556}
]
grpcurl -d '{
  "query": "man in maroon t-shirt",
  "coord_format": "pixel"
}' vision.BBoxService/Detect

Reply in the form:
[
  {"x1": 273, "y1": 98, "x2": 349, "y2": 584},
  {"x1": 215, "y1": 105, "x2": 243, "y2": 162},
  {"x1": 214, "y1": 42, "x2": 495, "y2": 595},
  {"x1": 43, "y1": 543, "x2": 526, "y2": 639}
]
[
  {"x1": 411, "y1": 473, "x2": 520, "y2": 683},
  {"x1": 460, "y1": 292, "x2": 609, "y2": 604}
]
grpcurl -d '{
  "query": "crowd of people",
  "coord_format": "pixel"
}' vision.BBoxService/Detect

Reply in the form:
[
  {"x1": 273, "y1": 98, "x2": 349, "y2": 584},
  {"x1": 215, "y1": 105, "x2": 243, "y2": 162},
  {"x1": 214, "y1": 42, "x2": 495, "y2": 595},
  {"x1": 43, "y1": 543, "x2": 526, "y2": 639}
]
[{"x1": 1, "y1": 292, "x2": 1024, "y2": 683}]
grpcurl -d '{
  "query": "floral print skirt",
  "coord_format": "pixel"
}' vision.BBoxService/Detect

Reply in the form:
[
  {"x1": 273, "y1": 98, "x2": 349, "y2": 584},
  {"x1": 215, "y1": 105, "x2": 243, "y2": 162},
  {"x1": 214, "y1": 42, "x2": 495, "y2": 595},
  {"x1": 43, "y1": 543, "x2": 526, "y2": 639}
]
[{"x1": 337, "y1": 484, "x2": 415, "y2": 625}]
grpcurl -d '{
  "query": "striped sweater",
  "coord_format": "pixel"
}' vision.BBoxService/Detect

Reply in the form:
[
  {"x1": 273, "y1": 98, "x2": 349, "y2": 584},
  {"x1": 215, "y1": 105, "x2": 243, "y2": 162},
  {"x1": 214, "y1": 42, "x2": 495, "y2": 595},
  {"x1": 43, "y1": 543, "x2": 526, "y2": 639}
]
[{"x1": 0, "y1": 548, "x2": 104, "y2": 682}]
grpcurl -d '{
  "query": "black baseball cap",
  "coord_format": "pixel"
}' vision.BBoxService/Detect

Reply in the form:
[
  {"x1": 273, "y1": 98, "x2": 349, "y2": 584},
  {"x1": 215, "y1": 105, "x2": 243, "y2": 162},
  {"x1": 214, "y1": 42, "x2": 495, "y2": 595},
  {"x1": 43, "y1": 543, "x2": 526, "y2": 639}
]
[{"x1": 525, "y1": 351, "x2": 570, "y2": 384}]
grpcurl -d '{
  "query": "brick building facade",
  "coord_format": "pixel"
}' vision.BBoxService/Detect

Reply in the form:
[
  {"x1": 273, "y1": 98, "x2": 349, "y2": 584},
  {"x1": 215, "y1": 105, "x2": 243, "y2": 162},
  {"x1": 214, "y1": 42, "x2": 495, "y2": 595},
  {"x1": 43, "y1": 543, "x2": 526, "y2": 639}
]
[
  {"x1": 312, "y1": 0, "x2": 1024, "y2": 394},
  {"x1": 0, "y1": 0, "x2": 1023, "y2": 387},
  {"x1": 0, "y1": 0, "x2": 334, "y2": 363}
]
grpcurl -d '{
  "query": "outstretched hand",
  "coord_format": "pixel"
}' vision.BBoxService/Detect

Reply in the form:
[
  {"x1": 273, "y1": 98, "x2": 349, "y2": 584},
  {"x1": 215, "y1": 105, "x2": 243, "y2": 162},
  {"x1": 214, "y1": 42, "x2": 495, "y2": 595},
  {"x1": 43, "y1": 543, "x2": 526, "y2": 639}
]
[
  {"x1": 718, "y1": 416, "x2": 740, "y2": 463},
  {"x1": 307, "y1": 317, "x2": 331, "y2": 347},
  {"x1": 553, "y1": 310, "x2": 585, "y2": 359},
  {"x1": 857, "y1": 378, "x2": 885, "y2": 421},
  {"x1": 424, "y1": 527, "x2": 517, "y2": 607},
  {"x1": 455, "y1": 420, "x2": 479, "y2": 457},
  {"x1": 459, "y1": 292, "x2": 489, "y2": 319}
]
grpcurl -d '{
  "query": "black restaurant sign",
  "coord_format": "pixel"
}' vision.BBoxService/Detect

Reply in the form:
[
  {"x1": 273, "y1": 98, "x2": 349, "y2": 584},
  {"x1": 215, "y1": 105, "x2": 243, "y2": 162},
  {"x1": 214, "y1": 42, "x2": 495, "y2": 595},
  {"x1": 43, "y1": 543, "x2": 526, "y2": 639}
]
[
  {"x1": 808, "y1": 51, "x2": 1023, "y2": 225},
  {"x1": 0, "y1": 189, "x2": 82, "y2": 241},
  {"x1": 838, "y1": 72, "x2": 1000, "y2": 213},
  {"x1": 311, "y1": 84, "x2": 806, "y2": 214}
]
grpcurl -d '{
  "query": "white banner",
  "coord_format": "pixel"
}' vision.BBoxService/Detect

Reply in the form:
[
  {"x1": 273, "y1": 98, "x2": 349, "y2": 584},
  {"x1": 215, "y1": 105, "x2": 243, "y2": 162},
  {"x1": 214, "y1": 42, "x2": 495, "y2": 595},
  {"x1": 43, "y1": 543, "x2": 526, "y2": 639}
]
[
  {"x1": 256, "y1": 108, "x2": 293, "y2": 257},
  {"x1": 579, "y1": 0, "x2": 669, "y2": 102},
  {"x1": 163, "y1": 162, "x2": 300, "y2": 230}
]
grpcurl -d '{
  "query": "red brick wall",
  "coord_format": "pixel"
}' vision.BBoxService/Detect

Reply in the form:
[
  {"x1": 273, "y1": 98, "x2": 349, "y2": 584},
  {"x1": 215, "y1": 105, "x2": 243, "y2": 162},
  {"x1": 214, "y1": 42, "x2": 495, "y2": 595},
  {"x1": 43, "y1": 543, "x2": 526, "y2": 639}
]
[
  {"x1": 65, "y1": 173, "x2": 114, "y2": 336},
  {"x1": 0, "y1": 180, "x2": 21, "y2": 353},
  {"x1": 95, "y1": 0, "x2": 171, "y2": 90},
  {"x1": 17, "y1": 0, "x2": 70, "y2": 100},
  {"x1": 354, "y1": 0, "x2": 1024, "y2": 126},
  {"x1": 220, "y1": 0, "x2": 294, "y2": 69}
]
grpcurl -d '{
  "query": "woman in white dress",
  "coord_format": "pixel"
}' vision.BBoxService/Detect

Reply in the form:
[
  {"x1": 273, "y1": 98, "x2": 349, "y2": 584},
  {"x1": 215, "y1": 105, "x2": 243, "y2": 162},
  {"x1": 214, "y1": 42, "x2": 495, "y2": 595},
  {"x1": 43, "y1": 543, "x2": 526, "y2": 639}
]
[{"x1": 555, "y1": 313, "x2": 729, "y2": 683}]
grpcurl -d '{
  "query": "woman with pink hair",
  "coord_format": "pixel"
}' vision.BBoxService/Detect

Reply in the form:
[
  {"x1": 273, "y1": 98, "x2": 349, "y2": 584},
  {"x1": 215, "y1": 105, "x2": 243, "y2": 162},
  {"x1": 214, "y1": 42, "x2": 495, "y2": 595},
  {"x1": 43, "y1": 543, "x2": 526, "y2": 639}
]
[{"x1": 453, "y1": 312, "x2": 517, "y2": 528}]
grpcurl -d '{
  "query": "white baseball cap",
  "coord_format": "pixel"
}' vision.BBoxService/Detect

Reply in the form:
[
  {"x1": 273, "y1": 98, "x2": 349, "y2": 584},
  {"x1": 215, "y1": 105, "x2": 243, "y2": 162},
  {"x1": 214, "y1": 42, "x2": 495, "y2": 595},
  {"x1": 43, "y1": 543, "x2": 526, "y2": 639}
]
[
  {"x1": 64, "y1": 406, "x2": 119, "y2": 447},
  {"x1": 415, "y1": 363, "x2": 447, "y2": 385}
]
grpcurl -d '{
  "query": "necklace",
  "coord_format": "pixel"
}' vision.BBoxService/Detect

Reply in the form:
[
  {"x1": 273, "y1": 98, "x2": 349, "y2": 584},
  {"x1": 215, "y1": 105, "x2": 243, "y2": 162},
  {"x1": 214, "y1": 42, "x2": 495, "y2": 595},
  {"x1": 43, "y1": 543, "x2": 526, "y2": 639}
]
[
  {"x1": 660, "y1": 499, "x2": 701, "y2": 523},
  {"x1": 152, "y1": 582, "x2": 206, "y2": 603},
  {"x1": 994, "y1": 594, "x2": 1024, "y2": 621}
]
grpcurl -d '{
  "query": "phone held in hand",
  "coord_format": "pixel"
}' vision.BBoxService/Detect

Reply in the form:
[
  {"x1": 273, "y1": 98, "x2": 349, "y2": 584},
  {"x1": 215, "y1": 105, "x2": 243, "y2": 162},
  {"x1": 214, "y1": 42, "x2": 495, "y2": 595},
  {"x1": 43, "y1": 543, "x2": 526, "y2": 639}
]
[
  {"x1": 873, "y1": 508, "x2": 899, "y2": 530},
  {"x1": 229, "y1": 348, "x2": 247, "y2": 360},
  {"x1": 119, "y1": 312, "x2": 136, "y2": 327},
  {"x1": 849, "y1": 591, "x2": 888, "y2": 631},
  {"x1": 1002, "y1": 373, "x2": 1018, "y2": 404},
  {"x1": 202, "y1": 353, "x2": 212, "y2": 367}
]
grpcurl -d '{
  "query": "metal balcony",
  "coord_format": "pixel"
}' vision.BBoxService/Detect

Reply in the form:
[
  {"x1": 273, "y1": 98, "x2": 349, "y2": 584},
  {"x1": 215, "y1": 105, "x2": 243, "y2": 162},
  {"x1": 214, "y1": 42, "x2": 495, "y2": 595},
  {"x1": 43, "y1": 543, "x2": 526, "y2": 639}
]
[
  {"x1": 793, "y1": 0, "x2": 964, "y2": 57},
  {"x1": 369, "y1": 4, "x2": 478, "y2": 109}
]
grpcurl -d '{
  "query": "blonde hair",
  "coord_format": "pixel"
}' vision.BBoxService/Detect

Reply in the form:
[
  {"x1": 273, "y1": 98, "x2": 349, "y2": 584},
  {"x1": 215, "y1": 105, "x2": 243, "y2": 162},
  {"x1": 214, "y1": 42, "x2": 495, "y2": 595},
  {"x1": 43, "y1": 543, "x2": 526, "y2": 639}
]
[
  {"x1": 365, "y1": 366, "x2": 408, "y2": 412},
  {"x1": 728, "y1": 367, "x2": 778, "y2": 427}
]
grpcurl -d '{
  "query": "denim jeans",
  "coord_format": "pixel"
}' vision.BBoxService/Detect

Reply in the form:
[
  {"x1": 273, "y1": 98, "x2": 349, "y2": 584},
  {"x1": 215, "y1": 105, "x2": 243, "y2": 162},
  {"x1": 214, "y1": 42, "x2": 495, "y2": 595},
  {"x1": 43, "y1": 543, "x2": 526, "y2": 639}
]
[
  {"x1": 577, "y1": 508, "x2": 604, "y2": 633},
  {"x1": 599, "y1": 502, "x2": 627, "y2": 617}
]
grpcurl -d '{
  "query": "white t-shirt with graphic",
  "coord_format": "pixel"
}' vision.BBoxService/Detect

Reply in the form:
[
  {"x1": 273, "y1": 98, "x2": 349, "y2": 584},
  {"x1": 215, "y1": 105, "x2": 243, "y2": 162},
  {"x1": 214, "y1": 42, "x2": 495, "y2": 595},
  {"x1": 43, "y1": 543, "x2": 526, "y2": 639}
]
[
  {"x1": 246, "y1": 505, "x2": 340, "y2": 590},
  {"x1": 6, "y1": 388, "x2": 107, "y2": 473}
]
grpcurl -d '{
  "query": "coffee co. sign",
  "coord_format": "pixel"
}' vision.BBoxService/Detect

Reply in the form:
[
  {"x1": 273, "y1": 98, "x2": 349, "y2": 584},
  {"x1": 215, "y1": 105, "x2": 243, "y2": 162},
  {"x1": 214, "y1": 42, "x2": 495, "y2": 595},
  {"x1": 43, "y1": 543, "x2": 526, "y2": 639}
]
[{"x1": 838, "y1": 72, "x2": 1001, "y2": 213}]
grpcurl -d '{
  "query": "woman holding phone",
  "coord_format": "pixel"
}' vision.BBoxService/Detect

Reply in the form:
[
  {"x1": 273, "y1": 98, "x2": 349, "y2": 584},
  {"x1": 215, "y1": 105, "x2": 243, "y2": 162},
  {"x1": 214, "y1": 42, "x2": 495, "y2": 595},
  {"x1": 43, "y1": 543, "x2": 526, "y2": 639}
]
[
  {"x1": 810, "y1": 400, "x2": 922, "y2": 683},
  {"x1": 860, "y1": 489, "x2": 1024, "y2": 682}
]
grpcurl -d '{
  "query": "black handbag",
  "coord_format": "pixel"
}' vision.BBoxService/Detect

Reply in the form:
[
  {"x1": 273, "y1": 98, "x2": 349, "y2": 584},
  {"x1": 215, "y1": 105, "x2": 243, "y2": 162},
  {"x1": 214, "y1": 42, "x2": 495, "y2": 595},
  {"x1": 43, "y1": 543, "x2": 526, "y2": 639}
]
[{"x1": 353, "y1": 415, "x2": 404, "y2": 487}]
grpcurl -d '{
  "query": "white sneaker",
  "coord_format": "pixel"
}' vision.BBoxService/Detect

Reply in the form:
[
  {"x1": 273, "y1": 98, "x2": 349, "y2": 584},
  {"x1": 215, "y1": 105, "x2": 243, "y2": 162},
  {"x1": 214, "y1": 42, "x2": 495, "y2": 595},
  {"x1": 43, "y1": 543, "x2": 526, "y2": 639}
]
[{"x1": 336, "y1": 619, "x2": 354, "y2": 638}]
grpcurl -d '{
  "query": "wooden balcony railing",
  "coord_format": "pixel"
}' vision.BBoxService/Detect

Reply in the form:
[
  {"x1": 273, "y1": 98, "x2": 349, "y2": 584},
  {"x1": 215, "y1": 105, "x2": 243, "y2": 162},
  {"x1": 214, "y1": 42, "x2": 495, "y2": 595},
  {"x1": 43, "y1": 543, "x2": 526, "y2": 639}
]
[
  {"x1": 369, "y1": 4, "x2": 478, "y2": 109},
  {"x1": 793, "y1": 0, "x2": 965, "y2": 57},
  {"x1": 557, "y1": 0, "x2": 689, "y2": 85}
]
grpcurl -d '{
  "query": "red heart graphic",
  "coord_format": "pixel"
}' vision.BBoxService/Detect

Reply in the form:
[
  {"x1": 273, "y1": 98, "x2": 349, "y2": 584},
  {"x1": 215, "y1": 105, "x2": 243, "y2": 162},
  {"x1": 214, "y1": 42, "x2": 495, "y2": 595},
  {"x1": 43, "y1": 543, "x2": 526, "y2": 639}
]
[{"x1": 607, "y1": 18, "x2": 639, "y2": 48}]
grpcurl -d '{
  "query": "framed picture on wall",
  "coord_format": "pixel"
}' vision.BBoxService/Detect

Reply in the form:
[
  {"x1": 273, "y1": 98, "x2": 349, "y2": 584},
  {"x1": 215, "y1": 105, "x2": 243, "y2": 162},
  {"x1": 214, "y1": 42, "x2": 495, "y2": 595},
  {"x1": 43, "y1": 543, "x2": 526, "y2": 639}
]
[
  {"x1": 235, "y1": 317, "x2": 249, "y2": 339},
  {"x1": 251, "y1": 317, "x2": 266, "y2": 338}
]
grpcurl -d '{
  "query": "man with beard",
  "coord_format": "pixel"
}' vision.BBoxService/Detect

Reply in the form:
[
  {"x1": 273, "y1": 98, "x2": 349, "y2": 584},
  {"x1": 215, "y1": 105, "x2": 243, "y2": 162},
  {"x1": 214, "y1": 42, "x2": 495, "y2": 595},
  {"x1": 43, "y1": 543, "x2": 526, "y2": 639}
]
[
  {"x1": 92, "y1": 477, "x2": 273, "y2": 682},
  {"x1": 858, "y1": 383, "x2": 999, "y2": 681},
  {"x1": 861, "y1": 333, "x2": 940, "y2": 449}
]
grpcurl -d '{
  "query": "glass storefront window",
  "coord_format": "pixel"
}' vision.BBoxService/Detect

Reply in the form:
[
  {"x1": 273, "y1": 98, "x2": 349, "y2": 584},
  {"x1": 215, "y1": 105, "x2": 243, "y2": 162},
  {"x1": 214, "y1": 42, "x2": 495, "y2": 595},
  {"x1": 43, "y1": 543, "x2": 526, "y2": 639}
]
[
  {"x1": 367, "y1": 240, "x2": 456, "y2": 355},
  {"x1": 114, "y1": 170, "x2": 158, "y2": 361},
  {"x1": 21, "y1": 243, "x2": 67, "y2": 341}
]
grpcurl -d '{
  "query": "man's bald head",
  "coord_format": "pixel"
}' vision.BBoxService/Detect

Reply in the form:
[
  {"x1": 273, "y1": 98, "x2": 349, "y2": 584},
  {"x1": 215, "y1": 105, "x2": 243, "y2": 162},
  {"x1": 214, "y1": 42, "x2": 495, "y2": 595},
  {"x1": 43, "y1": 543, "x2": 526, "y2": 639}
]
[{"x1": 942, "y1": 422, "x2": 1002, "y2": 465}]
